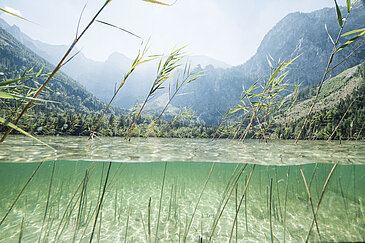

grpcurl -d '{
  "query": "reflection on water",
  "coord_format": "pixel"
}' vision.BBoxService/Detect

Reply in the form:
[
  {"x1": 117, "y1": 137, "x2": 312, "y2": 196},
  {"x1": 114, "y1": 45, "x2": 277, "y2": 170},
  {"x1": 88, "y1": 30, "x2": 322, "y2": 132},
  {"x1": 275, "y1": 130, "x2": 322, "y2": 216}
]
[
  {"x1": 0, "y1": 136, "x2": 365, "y2": 164},
  {"x1": 0, "y1": 160, "x2": 364, "y2": 242}
]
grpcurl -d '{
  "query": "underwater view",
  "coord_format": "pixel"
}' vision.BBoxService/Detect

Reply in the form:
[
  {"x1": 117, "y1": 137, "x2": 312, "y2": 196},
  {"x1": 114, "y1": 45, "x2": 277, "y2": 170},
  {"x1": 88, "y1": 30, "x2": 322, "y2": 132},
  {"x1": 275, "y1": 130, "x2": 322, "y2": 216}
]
[
  {"x1": 1, "y1": 1, "x2": 365, "y2": 242},
  {"x1": 0, "y1": 136, "x2": 364, "y2": 242}
]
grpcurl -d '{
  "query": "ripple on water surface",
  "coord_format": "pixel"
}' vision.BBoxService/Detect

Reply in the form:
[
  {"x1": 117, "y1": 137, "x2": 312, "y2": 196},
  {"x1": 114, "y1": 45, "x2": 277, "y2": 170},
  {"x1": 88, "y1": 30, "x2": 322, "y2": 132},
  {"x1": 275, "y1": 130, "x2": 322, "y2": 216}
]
[{"x1": 0, "y1": 136, "x2": 364, "y2": 164}]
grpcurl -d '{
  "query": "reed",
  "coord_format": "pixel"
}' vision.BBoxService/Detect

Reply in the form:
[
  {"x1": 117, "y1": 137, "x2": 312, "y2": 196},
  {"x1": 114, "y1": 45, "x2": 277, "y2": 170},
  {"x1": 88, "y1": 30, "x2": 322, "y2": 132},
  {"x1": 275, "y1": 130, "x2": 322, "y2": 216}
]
[
  {"x1": 353, "y1": 166, "x2": 357, "y2": 220},
  {"x1": 0, "y1": 162, "x2": 43, "y2": 226},
  {"x1": 141, "y1": 212, "x2": 148, "y2": 243},
  {"x1": 150, "y1": 61, "x2": 204, "y2": 134},
  {"x1": 338, "y1": 177, "x2": 350, "y2": 224},
  {"x1": 155, "y1": 162, "x2": 168, "y2": 241},
  {"x1": 308, "y1": 164, "x2": 318, "y2": 193},
  {"x1": 72, "y1": 169, "x2": 89, "y2": 242},
  {"x1": 38, "y1": 160, "x2": 56, "y2": 243},
  {"x1": 97, "y1": 208, "x2": 103, "y2": 242},
  {"x1": 275, "y1": 167, "x2": 283, "y2": 223},
  {"x1": 18, "y1": 216, "x2": 24, "y2": 243},
  {"x1": 57, "y1": 186, "x2": 83, "y2": 241},
  {"x1": 209, "y1": 164, "x2": 247, "y2": 242},
  {"x1": 90, "y1": 162, "x2": 112, "y2": 243},
  {"x1": 244, "y1": 175, "x2": 248, "y2": 232},
  {"x1": 0, "y1": 0, "x2": 114, "y2": 143},
  {"x1": 305, "y1": 163, "x2": 338, "y2": 242},
  {"x1": 148, "y1": 197, "x2": 152, "y2": 243},
  {"x1": 89, "y1": 42, "x2": 153, "y2": 140},
  {"x1": 299, "y1": 165, "x2": 322, "y2": 241},
  {"x1": 295, "y1": 0, "x2": 364, "y2": 143},
  {"x1": 44, "y1": 218, "x2": 54, "y2": 243},
  {"x1": 269, "y1": 178, "x2": 273, "y2": 243},
  {"x1": 183, "y1": 163, "x2": 215, "y2": 241},
  {"x1": 230, "y1": 55, "x2": 300, "y2": 142},
  {"x1": 228, "y1": 164, "x2": 256, "y2": 243},
  {"x1": 283, "y1": 167, "x2": 290, "y2": 243},
  {"x1": 168, "y1": 185, "x2": 174, "y2": 221},
  {"x1": 235, "y1": 183, "x2": 238, "y2": 243},
  {"x1": 114, "y1": 190, "x2": 118, "y2": 222},
  {"x1": 126, "y1": 48, "x2": 185, "y2": 140},
  {"x1": 124, "y1": 207, "x2": 131, "y2": 243}
]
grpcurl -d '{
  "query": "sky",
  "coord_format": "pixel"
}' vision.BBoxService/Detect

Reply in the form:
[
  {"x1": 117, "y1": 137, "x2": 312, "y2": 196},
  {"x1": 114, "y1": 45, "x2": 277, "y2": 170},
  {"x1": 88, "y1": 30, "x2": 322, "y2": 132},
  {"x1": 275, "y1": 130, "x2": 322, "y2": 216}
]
[{"x1": 0, "y1": 0, "x2": 343, "y2": 66}]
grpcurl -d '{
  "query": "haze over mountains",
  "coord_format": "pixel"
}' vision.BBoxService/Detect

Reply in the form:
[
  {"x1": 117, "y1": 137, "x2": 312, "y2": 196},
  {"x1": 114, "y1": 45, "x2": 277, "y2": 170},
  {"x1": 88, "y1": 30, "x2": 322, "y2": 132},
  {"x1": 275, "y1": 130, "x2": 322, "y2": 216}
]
[
  {"x1": 174, "y1": 6, "x2": 365, "y2": 123},
  {"x1": 0, "y1": 4, "x2": 364, "y2": 125},
  {"x1": 0, "y1": 17, "x2": 230, "y2": 108}
]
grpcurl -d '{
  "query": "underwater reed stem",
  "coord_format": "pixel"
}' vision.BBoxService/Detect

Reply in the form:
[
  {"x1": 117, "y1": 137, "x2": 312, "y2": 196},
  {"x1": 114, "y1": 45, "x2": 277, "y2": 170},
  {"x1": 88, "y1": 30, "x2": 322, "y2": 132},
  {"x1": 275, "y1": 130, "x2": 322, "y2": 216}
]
[
  {"x1": 124, "y1": 207, "x2": 130, "y2": 243},
  {"x1": 89, "y1": 162, "x2": 112, "y2": 243},
  {"x1": 244, "y1": 175, "x2": 248, "y2": 232},
  {"x1": 18, "y1": 216, "x2": 24, "y2": 243},
  {"x1": 183, "y1": 163, "x2": 215, "y2": 242},
  {"x1": 0, "y1": 162, "x2": 43, "y2": 227},
  {"x1": 299, "y1": 165, "x2": 322, "y2": 241},
  {"x1": 155, "y1": 162, "x2": 168, "y2": 241},
  {"x1": 308, "y1": 164, "x2": 318, "y2": 193},
  {"x1": 148, "y1": 197, "x2": 151, "y2": 243},
  {"x1": 305, "y1": 163, "x2": 338, "y2": 242},
  {"x1": 275, "y1": 168, "x2": 283, "y2": 223},
  {"x1": 209, "y1": 164, "x2": 247, "y2": 242},
  {"x1": 73, "y1": 169, "x2": 89, "y2": 242},
  {"x1": 235, "y1": 183, "x2": 238, "y2": 243},
  {"x1": 338, "y1": 177, "x2": 350, "y2": 224},
  {"x1": 38, "y1": 160, "x2": 56, "y2": 243},
  {"x1": 228, "y1": 164, "x2": 256, "y2": 243},
  {"x1": 53, "y1": 164, "x2": 96, "y2": 242},
  {"x1": 168, "y1": 185, "x2": 173, "y2": 221},
  {"x1": 283, "y1": 167, "x2": 290, "y2": 243},
  {"x1": 141, "y1": 212, "x2": 148, "y2": 243},
  {"x1": 79, "y1": 164, "x2": 127, "y2": 241},
  {"x1": 269, "y1": 178, "x2": 273, "y2": 243}
]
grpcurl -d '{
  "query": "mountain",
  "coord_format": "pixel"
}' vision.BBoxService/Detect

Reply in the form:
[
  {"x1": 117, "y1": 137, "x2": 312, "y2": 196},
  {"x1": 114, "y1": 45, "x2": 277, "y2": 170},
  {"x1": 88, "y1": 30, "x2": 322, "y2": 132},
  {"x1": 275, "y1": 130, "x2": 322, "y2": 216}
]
[
  {"x1": 274, "y1": 61, "x2": 365, "y2": 139},
  {"x1": 0, "y1": 18, "x2": 230, "y2": 109},
  {"x1": 0, "y1": 25, "x2": 107, "y2": 114},
  {"x1": 174, "y1": 6, "x2": 365, "y2": 124}
]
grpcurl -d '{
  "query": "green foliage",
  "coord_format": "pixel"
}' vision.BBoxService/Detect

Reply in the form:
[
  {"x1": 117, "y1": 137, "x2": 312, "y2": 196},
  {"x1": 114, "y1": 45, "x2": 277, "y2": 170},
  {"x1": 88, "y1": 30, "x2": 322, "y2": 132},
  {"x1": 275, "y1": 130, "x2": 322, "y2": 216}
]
[
  {"x1": 228, "y1": 55, "x2": 301, "y2": 141},
  {"x1": 126, "y1": 47, "x2": 188, "y2": 139},
  {"x1": 0, "y1": 109, "x2": 215, "y2": 139},
  {"x1": 275, "y1": 62, "x2": 365, "y2": 140}
]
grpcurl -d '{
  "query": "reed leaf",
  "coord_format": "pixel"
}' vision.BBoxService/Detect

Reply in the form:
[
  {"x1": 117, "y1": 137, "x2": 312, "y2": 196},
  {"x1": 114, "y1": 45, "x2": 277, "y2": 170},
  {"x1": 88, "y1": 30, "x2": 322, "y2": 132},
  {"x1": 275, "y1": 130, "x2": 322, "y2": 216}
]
[
  {"x1": 142, "y1": 0, "x2": 171, "y2": 6},
  {"x1": 347, "y1": 0, "x2": 351, "y2": 13},
  {"x1": 0, "y1": 117, "x2": 54, "y2": 150},
  {"x1": 0, "y1": 7, "x2": 29, "y2": 21},
  {"x1": 96, "y1": 20, "x2": 142, "y2": 39},
  {"x1": 335, "y1": 30, "x2": 365, "y2": 53},
  {"x1": 334, "y1": 0, "x2": 343, "y2": 27},
  {"x1": 125, "y1": 47, "x2": 185, "y2": 140},
  {"x1": 341, "y1": 28, "x2": 365, "y2": 37},
  {"x1": 0, "y1": 0, "x2": 112, "y2": 143}
]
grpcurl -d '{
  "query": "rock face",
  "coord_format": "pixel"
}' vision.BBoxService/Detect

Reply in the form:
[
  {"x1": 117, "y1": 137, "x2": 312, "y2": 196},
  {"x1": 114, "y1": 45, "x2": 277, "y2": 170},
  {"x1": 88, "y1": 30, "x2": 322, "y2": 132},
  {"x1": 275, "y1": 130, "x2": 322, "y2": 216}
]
[{"x1": 174, "y1": 6, "x2": 365, "y2": 124}]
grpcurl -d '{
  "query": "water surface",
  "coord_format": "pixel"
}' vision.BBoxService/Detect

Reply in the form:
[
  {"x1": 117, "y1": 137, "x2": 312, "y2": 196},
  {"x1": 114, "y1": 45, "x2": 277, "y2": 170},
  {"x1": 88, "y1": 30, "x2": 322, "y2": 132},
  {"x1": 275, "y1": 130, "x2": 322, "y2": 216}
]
[{"x1": 0, "y1": 136, "x2": 364, "y2": 242}]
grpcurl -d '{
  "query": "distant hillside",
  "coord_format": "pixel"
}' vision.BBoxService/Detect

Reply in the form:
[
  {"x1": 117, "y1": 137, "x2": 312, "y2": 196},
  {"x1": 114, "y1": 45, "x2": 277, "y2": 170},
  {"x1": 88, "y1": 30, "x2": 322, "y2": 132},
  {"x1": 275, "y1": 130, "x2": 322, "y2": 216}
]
[
  {"x1": 274, "y1": 61, "x2": 365, "y2": 139},
  {"x1": 174, "y1": 6, "x2": 365, "y2": 124},
  {"x1": 0, "y1": 26, "x2": 107, "y2": 114},
  {"x1": 284, "y1": 62, "x2": 364, "y2": 120}
]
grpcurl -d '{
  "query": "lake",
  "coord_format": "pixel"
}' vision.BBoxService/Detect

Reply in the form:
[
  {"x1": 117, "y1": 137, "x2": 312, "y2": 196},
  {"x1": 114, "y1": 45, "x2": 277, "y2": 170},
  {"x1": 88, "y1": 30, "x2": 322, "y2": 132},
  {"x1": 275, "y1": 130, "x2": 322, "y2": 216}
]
[{"x1": 0, "y1": 136, "x2": 364, "y2": 242}]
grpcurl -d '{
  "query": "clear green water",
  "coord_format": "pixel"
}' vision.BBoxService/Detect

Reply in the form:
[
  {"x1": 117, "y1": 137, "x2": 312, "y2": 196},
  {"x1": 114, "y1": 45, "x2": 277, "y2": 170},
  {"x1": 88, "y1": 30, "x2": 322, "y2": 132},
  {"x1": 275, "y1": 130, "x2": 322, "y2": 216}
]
[{"x1": 0, "y1": 136, "x2": 364, "y2": 242}]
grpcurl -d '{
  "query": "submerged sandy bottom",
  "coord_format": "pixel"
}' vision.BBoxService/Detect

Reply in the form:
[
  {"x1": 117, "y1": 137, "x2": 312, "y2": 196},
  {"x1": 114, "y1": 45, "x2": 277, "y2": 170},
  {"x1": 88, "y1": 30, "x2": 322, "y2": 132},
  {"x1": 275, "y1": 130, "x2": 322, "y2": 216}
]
[{"x1": 0, "y1": 161, "x2": 364, "y2": 242}]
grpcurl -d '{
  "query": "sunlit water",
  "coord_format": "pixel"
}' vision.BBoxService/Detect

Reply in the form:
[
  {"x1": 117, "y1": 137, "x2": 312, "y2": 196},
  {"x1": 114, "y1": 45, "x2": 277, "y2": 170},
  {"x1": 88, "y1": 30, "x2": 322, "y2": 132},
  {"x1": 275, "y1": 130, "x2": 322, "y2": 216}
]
[{"x1": 0, "y1": 136, "x2": 364, "y2": 242}]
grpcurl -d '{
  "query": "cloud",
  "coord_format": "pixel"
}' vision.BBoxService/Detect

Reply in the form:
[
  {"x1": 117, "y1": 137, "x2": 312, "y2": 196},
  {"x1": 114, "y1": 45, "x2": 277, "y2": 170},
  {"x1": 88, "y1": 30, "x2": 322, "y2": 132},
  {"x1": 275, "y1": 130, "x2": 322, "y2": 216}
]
[{"x1": 3, "y1": 6, "x2": 22, "y2": 17}]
